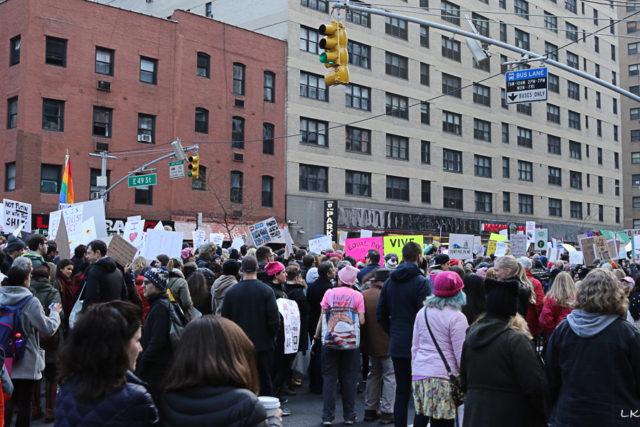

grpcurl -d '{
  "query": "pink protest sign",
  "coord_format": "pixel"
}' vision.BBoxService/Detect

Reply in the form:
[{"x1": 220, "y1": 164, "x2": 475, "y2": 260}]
[{"x1": 345, "y1": 237, "x2": 384, "y2": 266}]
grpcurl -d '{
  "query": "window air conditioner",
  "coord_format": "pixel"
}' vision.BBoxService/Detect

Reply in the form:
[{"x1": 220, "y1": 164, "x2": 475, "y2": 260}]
[
  {"x1": 97, "y1": 81, "x2": 111, "y2": 91},
  {"x1": 90, "y1": 191, "x2": 101, "y2": 200},
  {"x1": 138, "y1": 134, "x2": 153, "y2": 143}
]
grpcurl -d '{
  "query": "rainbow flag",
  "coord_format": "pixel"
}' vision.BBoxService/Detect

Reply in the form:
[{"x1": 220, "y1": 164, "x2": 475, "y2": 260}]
[{"x1": 59, "y1": 154, "x2": 74, "y2": 206}]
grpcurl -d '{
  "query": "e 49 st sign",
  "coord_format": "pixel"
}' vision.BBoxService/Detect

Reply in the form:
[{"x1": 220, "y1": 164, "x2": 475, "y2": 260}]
[{"x1": 505, "y1": 67, "x2": 548, "y2": 104}]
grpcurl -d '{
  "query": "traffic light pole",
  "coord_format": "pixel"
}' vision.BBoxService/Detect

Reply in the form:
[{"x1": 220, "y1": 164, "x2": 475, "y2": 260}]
[{"x1": 333, "y1": 1, "x2": 640, "y2": 103}]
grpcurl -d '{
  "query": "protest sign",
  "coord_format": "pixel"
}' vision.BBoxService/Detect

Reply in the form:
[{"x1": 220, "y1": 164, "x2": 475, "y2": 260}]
[
  {"x1": 277, "y1": 299, "x2": 301, "y2": 355},
  {"x1": 248, "y1": 217, "x2": 282, "y2": 245},
  {"x1": 209, "y1": 233, "x2": 225, "y2": 247},
  {"x1": 360, "y1": 230, "x2": 373, "y2": 238},
  {"x1": 345, "y1": 237, "x2": 384, "y2": 265},
  {"x1": 494, "y1": 241, "x2": 509, "y2": 257},
  {"x1": 230, "y1": 237, "x2": 244, "y2": 252},
  {"x1": 548, "y1": 248, "x2": 558, "y2": 263},
  {"x1": 49, "y1": 205, "x2": 83, "y2": 242},
  {"x1": 55, "y1": 215, "x2": 71, "y2": 260},
  {"x1": 192, "y1": 230, "x2": 206, "y2": 249},
  {"x1": 579, "y1": 237, "x2": 597, "y2": 265},
  {"x1": 606, "y1": 239, "x2": 619, "y2": 260},
  {"x1": 127, "y1": 215, "x2": 142, "y2": 222},
  {"x1": 339, "y1": 231, "x2": 347, "y2": 247},
  {"x1": 635, "y1": 235, "x2": 640, "y2": 259},
  {"x1": 487, "y1": 240, "x2": 497, "y2": 256},
  {"x1": 526, "y1": 221, "x2": 535, "y2": 243},
  {"x1": 123, "y1": 219, "x2": 145, "y2": 250},
  {"x1": 283, "y1": 226, "x2": 294, "y2": 254},
  {"x1": 108, "y1": 234, "x2": 138, "y2": 268},
  {"x1": 142, "y1": 229, "x2": 183, "y2": 261},
  {"x1": 309, "y1": 236, "x2": 333, "y2": 254},
  {"x1": 499, "y1": 229, "x2": 509, "y2": 238},
  {"x1": 510, "y1": 234, "x2": 528, "y2": 258},
  {"x1": 74, "y1": 200, "x2": 107, "y2": 238},
  {"x1": 1, "y1": 199, "x2": 31, "y2": 233},
  {"x1": 569, "y1": 251, "x2": 584, "y2": 265},
  {"x1": 535, "y1": 229, "x2": 548, "y2": 251},
  {"x1": 68, "y1": 217, "x2": 97, "y2": 252},
  {"x1": 472, "y1": 236, "x2": 483, "y2": 254},
  {"x1": 155, "y1": 221, "x2": 164, "y2": 230},
  {"x1": 594, "y1": 235, "x2": 608, "y2": 261},
  {"x1": 135, "y1": 232, "x2": 147, "y2": 258},
  {"x1": 448, "y1": 234, "x2": 474, "y2": 260},
  {"x1": 489, "y1": 233, "x2": 506, "y2": 242},
  {"x1": 383, "y1": 236, "x2": 423, "y2": 262}
]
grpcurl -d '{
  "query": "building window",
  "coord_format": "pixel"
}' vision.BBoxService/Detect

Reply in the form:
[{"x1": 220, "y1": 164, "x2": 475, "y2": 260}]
[
  {"x1": 598, "y1": 175, "x2": 604, "y2": 193},
  {"x1": 518, "y1": 161, "x2": 533, "y2": 181},
  {"x1": 631, "y1": 42, "x2": 640, "y2": 55},
  {"x1": 569, "y1": 141, "x2": 581, "y2": 159},
  {"x1": 443, "y1": 187, "x2": 463, "y2": 210},
  {"x1": 10, "y1": 36, "x2": 20, "y2": 66},
  {"x1": 597, "y1": 147, "x2": 603, "y2": 164},
  {"x1": 632, "y1": 108, "x2": 640, "y2": 120},
  {"x1": 633, "y1": 130, "x2": 640, "y2": 142},
  {"x1": 475, "y1": 191, "x2": 492, "y2": 212},
  {"x1": 387, "y1": 176, "x2": 409, "y2": 201},
  {"x1": 633, "y1": 152, "x2": 640, "y2": 165},
  {"x1": 595, "y1": 91, "x2": 602, "y2": 109},
  {"x1": 501, "y1": 54, "x2": 508, "y2": 74},
  {"x1": 503, "y1": 157, "x2": 510, "y2": 177},
  {"x1": 441, "y1": 0, "x2": 460, "y2": 25},
  {"x1": 421, "y1": 180, "x2": 431, "y2": 203},
  {"x1": 420, "y1": 63, "x2": 430, "y2": 86},
  {"x1": 516, "y1": 102, "x2": 531, "y2": 116},
  {"x1": 634, "y1": 174, "x2": 640, "y2": 187},
  {"x1": 599, "y1": 205, "x2": 605, "y2": 222},
  {"x1": 195, "y1": 108, "x2": 208, "y2": 134},
  {"x1": 548, "y1": 135, "x2": 561, "y2": 154},
  {"x1": 346, "y1": 6, "x2": 370, "y2": 27},
  {"x1": 140, "y1": 57, "x2": 157, "y2": 84},
  {"x1": 472, "y1": 13, "x2": 490, "y2": 37},
  {"x1": 613, "y1": 71, "x2": 617, "y2": 86},
  {"x1": 196, "y1": 52, "x2": 210, "y2": 78},
  {"x1": 264, "y1": 72, "x2": 275, "y2": 102},
  {"x1": 597, "y1": 119, "x2": 602, "y2": 137},
  {"x1": 263, "y1": 123, "x2": 275, "y2": 155},
  {"x1": 634, "y1": 198, "x2": 640, "y2": 209},
  {"x1": 231, "y1": 117, "x2": 245, "y2": 149},
  {"x1": 7, "y1": 97, "x2": 17, "y2": 129},
  {"x1": 502, "y1": 123, "x2": 509, "y2": 143},
  {"x1": 191, "y1": 166, "x2": 206, "y2": 191},
  {"x1": 570, "y1": 171, "x2": 582, "y2": 189},
  {"x1": 345, "y1": 84, "x2": 371, "y2": 111},
  {"x1": 386, "y1": 93, "x2": 409, "y2": 119},
  {"x1": 386, "y1": 134, "x2": 409, "y2": 160},
  {"x1": 95, "y1": 47, "x2": 114, "y2": 76},
  {"x1": 137, "y1": 114, "x2": 155, "y2": 144},
  {"x1": 41, "y1": 99, "x2": 64, "y2": 132},
  {"x1": 474, "y1": 119, "x2": 491, "y2": 142},
  {"x1": 385, "y1": 17, "x2": 408, "y2": 39},
  {"x1": 40, "y1": 164, "x2": 61, "y2": 194},
  {"x1": 567, "y1": 51, "x2": 579, "y2": 69},
  {"x1": 301, "y1": 0, "x2": 329, "y2": 12},
  {"x1": 300, "y1": 72, "x2": 328, "y2": 101},
  {"x1": 568, "y1": 111, "x2": 581, "y2": 130},
  {"x1": 517, "y1": 127, "x2": 532, "y2": 148},
  {"x1": 473, "y1": 57, "x2": 490, "y2": 72},
  {"x1": 515, "y1": 29, "x2": 530, "y2": 50},
  {"x1": 500, "y1": 22, "x2": 507, "y2": 42},
  {"x1": 299, "y1": 164, "x2": 327, "y2": 192},
  {"x1": 421, "y1": 141, "x2": 431, "y2": 164},
  {"x1": 515, "y1": 0, "x2": 529, "y2": 18},
  {"x1": 501, "y1": 89, "x2": 508, "y2": 109},
  {"x1": 443, "y1": 149, "x2": 462, "y2": 173},
  {"x1": 566, "y1": 22, "x2": 578, "y2": 41},
  {"x1": 474, "y1": 155, "x2": 492, "y2": 177},
  {"x1": 519, "y1": 194, "x2": 534, "y2": 214},
  {"x1": 544, "y1": 12, "x2": 558, "y2": 32},
  {"x1": 262, "y1": 176, "x2": 274, "y2": 207},
  {"x1": 5, "y1": 163, "x2": 16, "y2": 192},
  {"x1": 300, "y1": 118, "x2": 328, "y2": 146},
  {"x1": 473, "y1": 84, "x2": 490, "y2": 106},
  {"x1": 442, "y1": 73, "x2": 462, "y2": 98},
  {"x1": 348, "y1": 41, "x2": 371, "y2": 69},
  {"x1": 421, "y1": 102, "x2": 430, "y2": 125},
  {"x1": 567, "y1": 81, "x2": 579, "y2": 100},
  {"x1": 230, "y1": 171, "x2": 243, "y2": 203},
  {"x1": 300, "y1": 26, "x2": 319, "y2": 54},
  {"x1": 548, "y1": 167, "x2": 562, "y2": 186},
  {"x1": 45, "y1": 37, "x2": 66, "y2": 67},
  {"x1": 134, "y1": 177, "x2": 153, "y2": 205},
  {"x1": 594, "y1": 36, "x2": 599, "y2": 53},
  {"x1": 442, "y1": 111, "x2": 462, "y2": 135},
  {"x1": 385, "y1": 53, "x2": 409, "y2": 79},
  {"x1": 615, "y1": 179, "x2": 620, "y2": 196},
  {"x1": 233, "y1": 63, "x2": 245, "y2": 95},
  {"x1": 570, "y1": 201, "x2": 582, "y2": 219},
  {"x1": 615, "y1": 152, "x2": 619, "y2": 169},
  {"x1": 346, "y1": 127, "x2": 370, "y2": 154},
  {"x1": 205, "y1": 2, "x2": 212, "y2": 17},
  {"x1": 565, "y1": 0, "x2": 577, "y2": 13},
  {"x1": 549, "y1": 199, "x2": 562, "y2": 216},
  {"x1": 545, "y1": 42, "x2": 558, "y2": 60},
  {"x1": 92, "y1": 107, "x2": 112, "y2": 138},
  {"x1": 548, "y1": 73, "x2": 559, "y2": 93},
  {"x1": 503, "y1": 192, "x2": 510, "y2": 211},
  {"x1": 345, "y1": 171, "x2": 371, "y2": 197},
  {"x1": 547, "y1": 104, "x2": 560, "y2": 124},
  {"x1": 613, "y1": 99, "x2": 618, "y2": 115},
  {"x1": 629, "y1": 22, "x2": 638, "y2": 34},
  {"x1": 441, "y1": 37, "x2": 461, "y2": 62}
]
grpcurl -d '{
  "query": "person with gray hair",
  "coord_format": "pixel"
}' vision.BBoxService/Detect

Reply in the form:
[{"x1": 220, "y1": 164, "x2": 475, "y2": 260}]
[
  {"x1": 517, "y1": 257, "x2": 533, "y2": 272},
  {"x1": 12, "y1": 256, "x2": 32, "y2": 272},
  {"x1": 195, "y1": 242, "x2": 216, "y2": 268}
]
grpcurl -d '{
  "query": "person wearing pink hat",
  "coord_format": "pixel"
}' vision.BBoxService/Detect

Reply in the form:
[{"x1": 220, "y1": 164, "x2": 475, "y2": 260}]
[
  {"x1": 181, "y1": 247, "x2": 195, "y2": 264},
  {"x1": 411, "y1": 271, "x2": 468, "y2": 427}
]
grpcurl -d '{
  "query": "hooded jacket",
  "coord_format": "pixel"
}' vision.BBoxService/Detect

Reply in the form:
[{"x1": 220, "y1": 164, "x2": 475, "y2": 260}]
[
  {"x1": 212, "y1": 275, "x2": 238, "y2": 316},
  {"x1": 82, "y1": 257, "x2": 127, "y2": 312},
  {"x1": 31, "y1": 277, "x2": 64, "y2": 364},
  {"x1": 0, "y1": 286, "x2": 60, "y2": 380},
  {"x1": 22, "y1": 250, "x2": 47, "y2": 270},
  {"x1": 376, "y1": 262, "x2": 432, "y2": 358},
  {"x1": 136, "y1": 293, "x2": 172, "y2": 392},
  {"x1": 544, "y1": 310, "x2": 640, "y2": 427},
  {"x1": 460, "y1": 315, "x2": 545, "y2": 427}
]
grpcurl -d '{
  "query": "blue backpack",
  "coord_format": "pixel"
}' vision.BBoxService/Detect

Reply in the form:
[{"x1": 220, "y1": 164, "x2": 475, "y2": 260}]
[{"x1": 0, "y1": 296, "x2": 33, "y2": 362}]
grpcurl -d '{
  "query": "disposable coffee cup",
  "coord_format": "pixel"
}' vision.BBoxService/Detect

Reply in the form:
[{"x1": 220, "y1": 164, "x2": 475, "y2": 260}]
[{"x1": 258, "y1": 396, "x2": 280, "y2": 417}]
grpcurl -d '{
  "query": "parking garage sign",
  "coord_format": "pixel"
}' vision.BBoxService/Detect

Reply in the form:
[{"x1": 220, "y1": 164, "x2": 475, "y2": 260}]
[{"x1": 506, "y1": 67, "x2": 548, "y2": 104}]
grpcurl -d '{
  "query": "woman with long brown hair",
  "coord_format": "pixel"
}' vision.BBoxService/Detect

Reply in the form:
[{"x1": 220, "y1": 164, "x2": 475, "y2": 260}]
[{"x1": 160, "y1": 316, "x2": 281, "y2": 427}]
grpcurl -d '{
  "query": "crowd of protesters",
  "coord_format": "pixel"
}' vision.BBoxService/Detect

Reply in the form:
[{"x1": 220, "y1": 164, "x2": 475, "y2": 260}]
[{"x1": 1, "y1": 230, "x2": 640, "y2": 427}]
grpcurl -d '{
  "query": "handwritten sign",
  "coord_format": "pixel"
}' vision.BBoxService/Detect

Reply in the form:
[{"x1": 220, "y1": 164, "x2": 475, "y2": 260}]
[
  {"x1": 489, "y1": 233, "x2": 506, "y2": 242},
  {"x1": 383, "y1": 236, "x2": 423, "y2": 262},
  {"x1": 579, "y1": 236, "x2": 597, "y2": 265},
  {"x1": 487, "y1": 240, "x2": 497, "y2": 256},
  {"x1": 209, "y1": 233, "x2": 225, "y2": 247},
  {"x1": 448, "y1": 234, "x2": 474, "y2": 260},
  {"x1": 1, "y1": 199, "x2": 31, "y2": 234},
  {"x1": 277, "y1": 299, "x2": 301, "y2": 354},
  {"x1": 192, "y1": 230, "x2": 206, "y2": 249},
  {"x1": 569, "y1": 251, "x2": 584, "y2": 265},
  {"x1": 108, "y1": 234, "x2": 138, "y2": 268},
  {"x1": 594, "y1": 235, "x2": 608, "y2": 261},
  {"x1": 309, "y1": 235, "x2": 333, "y2": 254},
  {"x1": 494, "y1": 241, "x2": 509, "y2": 257},
  {"x1": 49, "y1": 205, "x2": 84, "y2": 242},
  {"x1": 510, "y1": 234, "x2": 528, "y2": 258},
  {"x1": 526, "y1": 221, "x2": 535, "y2": 243},
  {"x1": 606, "y1": 239, "x2": 619, "y2": 260},
  {"x1": 345, "y1": 237, "x2": 384, "y2": 265},
  {"x1": 142, "y1": 229, "x2": 184, "y2": 261},
  {"x1": 473, "y1": 236, "x2": 483, "y2": 254},
  {"x1": 68, "y1": 217, "x2": 97, "y2": 252},
  {"x1": 123, "y1": 219, "x2": 145, "y2": 250}
]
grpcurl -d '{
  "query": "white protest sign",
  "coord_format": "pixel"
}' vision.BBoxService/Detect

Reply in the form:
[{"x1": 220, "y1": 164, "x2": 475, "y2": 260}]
[
  {"x1": 155, "y1": 221, "x2": 164, "y2": 230},
  {"x1": 472, "y1": 236, "x2": 483, "y2": 254},
  {"x1": 209, "y1": 233, "x2": 225, "y2": 247},
  {"x1": 526, "y1": 221, "x2": 536, "y2": 243},
  {"x1": 135, "y1": 232, "x2": 147, "y2": 258},
  {"x1": 192, "y1": 230, "x2": 206, "y2": 249},
  {"x1": 68, "y1": 217, "x2": 98, "y2": 252},
  {"x1": 499, "y1": 229, "x2": 509, "y2": 238},
  {"x1": 606, "y1": 239, "x2": 619, "y2": 260},
  {"x1": 339, "y1": 231, "x2": 348, "y2": 247},
  {"x1": 230, "y1": 237, "x2": 244, "y2": 251},
  {"x1": 548, "y1": 247, "x2": 558, "y2": 263},
  {"x1": 123, "y1": 219, "x2": 145, "y2": 250},
  {"x1": 248, "y1": 217, "x2": 282, "y2": 245},
  {"x1": 494, "y1": 241, "x2": 509, "y2": 257},
  {"x1": 142, "y1": 229, "x2": 184, "y2": 261},
  {"x1": 552, "y1": 238, "x2": 557, "y2": 248},
  {"x1": 510, "y1": 234, "x2": 528, "y2": 258},
  {"x1": 569, "y1": 251, "x2": 584, "y2": 265},
  {"x1": 58, "y1": 203, "x2": 73, "y2": 211},
  {"x1": 49, "y1": 205, "x2": 84, "y2": 242},
  {"x1": 127, "y1": 215, "x2": 142, "y2": 222},
  {"x1": 283, "y1": 226, "x2": 294, "y2": 254},
  {"x1": 309, "y1": 235, "x2": 333, "y2": 254},
  {"x1": 1, "y1": 199, "x2": 32, "y2": 234},
  {"x1": 73, "y1": 200, "x2": 107, "y2": 238},
  {"x1": 448, "y1": 234, "x2": 474, "y2": 260},
  {"x1": 360, "y1": 230, "x2": 373, "y2": 238},
  {"x1": 277, "y1": 299, "x2": 301, "y2": 354},
  {"x1": 535, "y1": 229, "x2": 548, "y2": 251}
]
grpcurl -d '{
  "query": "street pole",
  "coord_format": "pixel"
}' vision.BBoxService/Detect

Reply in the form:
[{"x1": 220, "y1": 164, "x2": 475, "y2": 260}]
[{"x1": 88, "y1": 151, "x2": 117, "y2": 205}]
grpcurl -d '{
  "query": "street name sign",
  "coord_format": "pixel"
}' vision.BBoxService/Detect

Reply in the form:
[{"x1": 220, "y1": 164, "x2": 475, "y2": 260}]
[
  {"x1": 505, "y1": 67, "x2": 548, "y2": 104},
  {"x1": 128, "y1": 174, "x2": 157, "y2": 188},
  {"x1": 169, "y1": 160, "x2": 185, "y2": 180}
]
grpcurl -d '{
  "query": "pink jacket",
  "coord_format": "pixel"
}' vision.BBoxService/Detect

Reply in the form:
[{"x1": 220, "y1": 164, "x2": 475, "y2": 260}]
[{"x1": 411, "y1": 305, "x2": 468, "y2": 379}]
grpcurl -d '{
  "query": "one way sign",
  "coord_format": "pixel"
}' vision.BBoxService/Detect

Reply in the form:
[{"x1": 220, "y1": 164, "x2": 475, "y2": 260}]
[{"x1": 505, "y1": 67, "x2": 548, "y2": 104}]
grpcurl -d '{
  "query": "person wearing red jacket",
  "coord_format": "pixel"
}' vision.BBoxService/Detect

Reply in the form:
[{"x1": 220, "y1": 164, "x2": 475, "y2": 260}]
[
  {"x1": 518, "y1": 257, "x2": 545, "y2": 337},
  {"x1": 538, "y1": 272, "x2": 576, "y2": 336}
]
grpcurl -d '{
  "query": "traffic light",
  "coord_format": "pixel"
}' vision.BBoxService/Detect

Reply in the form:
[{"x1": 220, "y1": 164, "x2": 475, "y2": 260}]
[
  {"x1": 188, "y1": 155, "x2": 199, "y2": 180},
  {"x1": 319, "y1": 20, "x2": 349, "y2": 86}
]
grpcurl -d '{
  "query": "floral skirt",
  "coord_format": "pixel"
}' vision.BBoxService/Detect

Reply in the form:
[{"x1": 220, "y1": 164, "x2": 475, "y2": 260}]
[{"x1": 412, "y1": 377, "x2": 456, "y2": 420}]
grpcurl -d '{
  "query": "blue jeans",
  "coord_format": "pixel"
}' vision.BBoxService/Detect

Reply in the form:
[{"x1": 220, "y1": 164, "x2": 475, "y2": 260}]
[
  {"x1": 322, "y1": 346, "x2": 360, "y2": 422},
  {"x1": 392, "y1": 357, "x2": 415, "y2": 427}
]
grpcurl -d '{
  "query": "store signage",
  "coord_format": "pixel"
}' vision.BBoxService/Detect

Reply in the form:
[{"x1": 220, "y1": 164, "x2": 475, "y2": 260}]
[{"x1": 324, "y1": 200, "x2": 338, "y2": 242}]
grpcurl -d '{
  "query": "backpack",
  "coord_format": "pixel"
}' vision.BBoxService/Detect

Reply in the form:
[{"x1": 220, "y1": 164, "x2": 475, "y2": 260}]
[
  {"x1": 321, "y1": 289, "x2": 360, "y2": 350},
  {"x1": 0, "y1": 296, "x2": 33, "y2": 362},
  {"x1": 166, "y1": 290, "x2": 188, "y2": 353}
]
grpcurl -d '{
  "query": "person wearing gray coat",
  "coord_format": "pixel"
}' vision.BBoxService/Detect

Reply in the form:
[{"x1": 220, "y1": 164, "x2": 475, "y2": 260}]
[{"x1": 0, "y1": 266, "x2": 61, "y2": 427}]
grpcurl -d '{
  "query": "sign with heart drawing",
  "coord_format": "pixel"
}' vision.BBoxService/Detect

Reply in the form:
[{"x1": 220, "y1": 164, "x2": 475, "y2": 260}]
[{"x1": 123, "y1": 219, "x2": 145, "y2": 250}]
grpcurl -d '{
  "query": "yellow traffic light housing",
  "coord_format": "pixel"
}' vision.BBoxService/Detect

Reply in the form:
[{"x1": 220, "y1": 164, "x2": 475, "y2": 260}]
[
  {"x1": 319, "y1": 20, "x2": 349, "y2": 86},
  {"x1": 188, "y1": 155, "x2": 200, "y2": 180}
]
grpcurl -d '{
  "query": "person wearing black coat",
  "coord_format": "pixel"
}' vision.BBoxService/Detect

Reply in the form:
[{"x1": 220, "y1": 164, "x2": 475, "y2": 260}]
[
  {"x1": 284, "y1": 274, "x2": 310, "y2": 353},
  {"x1": 376, "y1": 243, "x2": 431, "y2": 427},
  {"x1": 136, "y1": 268, "x2": 173, "y2": 394},
  {"x1": 82, "y1": 241, "x2": 128, "y2": 312}
]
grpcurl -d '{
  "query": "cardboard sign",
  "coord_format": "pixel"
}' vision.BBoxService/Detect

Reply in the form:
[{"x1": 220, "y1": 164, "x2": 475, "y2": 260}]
[
  {"x1": 248, "y1": 217, "x2": 281, "y2": 245},
  {"x1": 526, "y1": 221, "x2": 535, "y2": 243},
  {"x1": 277, "y1": 299, "x2": 301, "y2": 354},
  {"x1": 569, "y1": 251, "x2": 584, "y2": 265},
  {"x1": 535, "y1": 229, "x2": 548, "y2": 251},
  {"x1": 49, "y1": 205, "x2": 84, "y2": 242},
  {"x1": 594, "y1": 235, "x2": 608, "y2": 261},
  {"x1": 579, "y1": 237, "x2": 597, "y2": 265},
  {"x1": 345, "y1": 237, "x2": 384, "y2": 265},
  {"x1": 309, "y1": 235, "x2": 333, "y2": 254},
  {"x1": 283, "y1": 226, "x2": 294, "y2": 254},
  {"x1": 123, "y1": 219, "x2": 145, "y2": 250},
  {"x1": 606, "y1": 239, "x2": 619, "y2": 260},
  {"x1": 209, "y1": 233, "x2": 225, "y2": 247},
  {"x1": 55, "y1": 214, "x2": 71, "y2": 260},
  {"x1": 383, "y1": 236, "x2": 423, "y2": 262},
  {"x1": 192, "y1": 230, "x2": 206, "y2": 249},
  {"x1": 142, "y1": 229, "x2": 184, "y2": 261},
  {"x1": 1, "y1": 199, "x2": 32, "y2": 233},
  {"x1": 510, "y1": 234, "x2": 528, "y2": 258},
  {"x1": 494, "y1": 241, "x2": 509, "y2": 257},
  {"x1": 108, "y1": 234, "x2": 138, "y2": 268},
  {"x1": 448, "y1": 234, "x2": 474, "y2": 260}
]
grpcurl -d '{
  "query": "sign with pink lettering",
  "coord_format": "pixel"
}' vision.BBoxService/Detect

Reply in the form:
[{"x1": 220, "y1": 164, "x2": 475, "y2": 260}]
[{"x1": 345, "y1": 237, "x2": 384, "y2": 266}]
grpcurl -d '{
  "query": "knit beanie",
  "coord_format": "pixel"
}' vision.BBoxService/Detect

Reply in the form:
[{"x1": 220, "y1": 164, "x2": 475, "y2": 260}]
[
  {"x1": 306, "y1": 267, "x2": 319, "y2": 284},
  {"x1": 338, "y1": 265, "x2": 359, "y2": 286},
  {"x1": 5, "y1": 235, "x2": 25, "y2": 253},
  {"x1": 336, "y1": 260, "x2": 351, "y2": 271},
  {"x1": 433, "y1": 271, "x2": 464, "y2": 298},
  {"x1": 265, "y1": 261, "x2": 285, "y2": 276},
  {"x1": 222, "y1": 260, "x2": 241, "y2": 276},
  {"x1": 484, "y1": 278, "x2": 519, "y2": 317},
  {"x1": 181, "y1": 247, "x2": 193, "y2": 260},
  {"x1": 144, "y1": 267, "x2": 169, "y2": 291}
]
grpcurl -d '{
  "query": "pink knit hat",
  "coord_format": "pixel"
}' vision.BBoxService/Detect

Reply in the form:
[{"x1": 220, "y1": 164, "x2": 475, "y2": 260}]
[
  {"x1": 338, "y1": 265, "x2": 359, "y2": 286},
  {"x1": 181, "y1": 247, "x2": 193, "y2": 260},
  {"x1": 433, "y1": 271, "x2": 464, "y2": 298},
  {"x1": 476, "y1": 267, "x2": 487, "y2": 279},
  {"x1": 265, "y1": 261, "x2": 285, "y2": 276}
]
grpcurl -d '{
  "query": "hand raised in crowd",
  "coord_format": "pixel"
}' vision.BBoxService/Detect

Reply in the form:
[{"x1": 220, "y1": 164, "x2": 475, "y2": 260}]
[
  {"x1": 50, "y1": 303, "x2": 62, "y2": 314},
  {"x1": 125, "y1": 263, "x2": 132, "y2": 274}
]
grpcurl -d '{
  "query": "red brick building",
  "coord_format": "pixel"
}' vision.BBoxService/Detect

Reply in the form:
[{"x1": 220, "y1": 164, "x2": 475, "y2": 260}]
[{"x1": 1, "y1": 0, "x2": 286, "y2": 237}]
